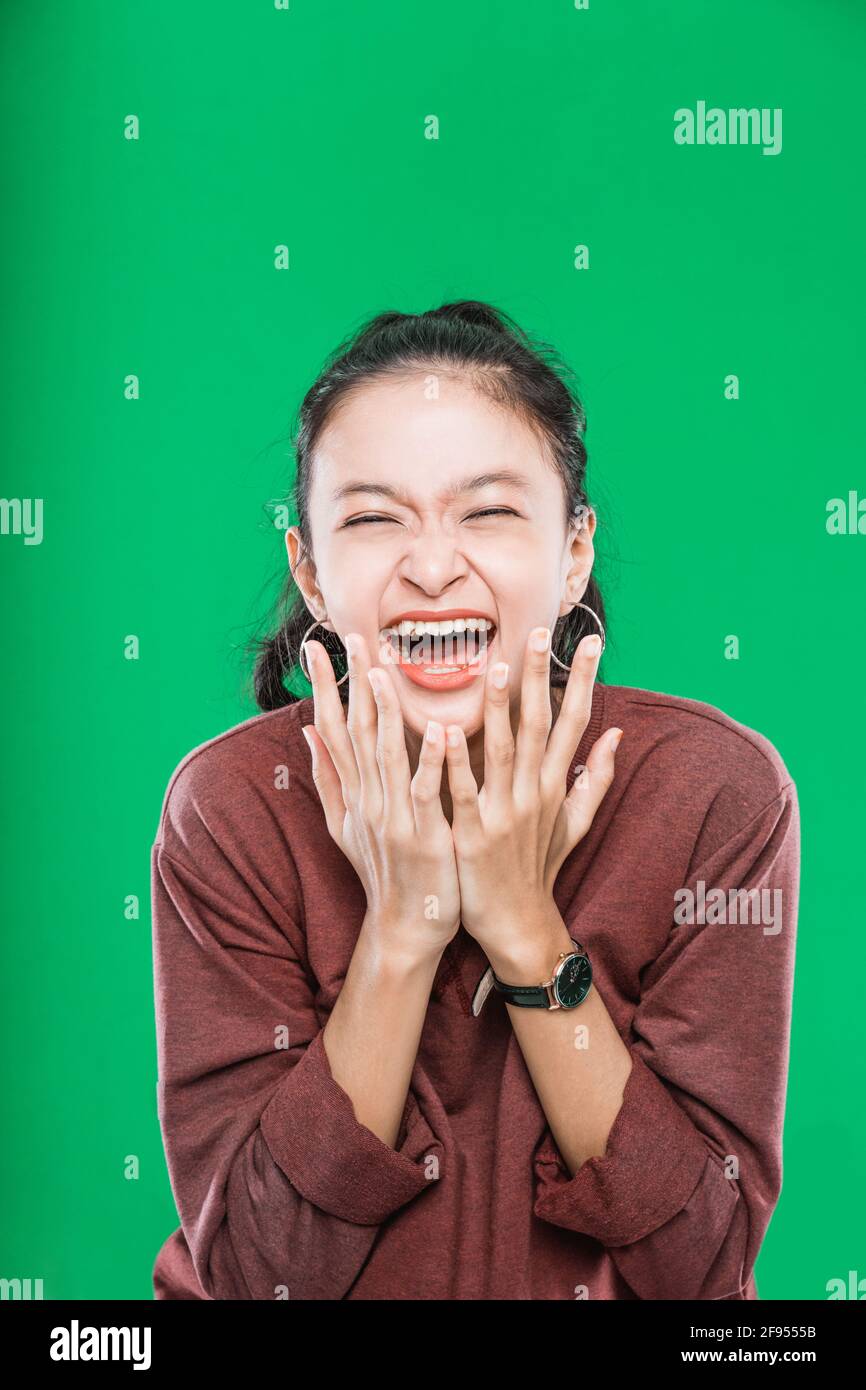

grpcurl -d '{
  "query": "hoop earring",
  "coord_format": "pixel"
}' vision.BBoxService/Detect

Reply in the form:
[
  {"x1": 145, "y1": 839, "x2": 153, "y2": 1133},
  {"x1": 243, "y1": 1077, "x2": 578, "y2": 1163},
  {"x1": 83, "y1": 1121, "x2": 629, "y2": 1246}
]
[
  {"x1": 550, "y1": 602, "x2": 606, "y2": 672},
  {"x1": 299, "y1": 619, "x2": 349, "y2": 686}
]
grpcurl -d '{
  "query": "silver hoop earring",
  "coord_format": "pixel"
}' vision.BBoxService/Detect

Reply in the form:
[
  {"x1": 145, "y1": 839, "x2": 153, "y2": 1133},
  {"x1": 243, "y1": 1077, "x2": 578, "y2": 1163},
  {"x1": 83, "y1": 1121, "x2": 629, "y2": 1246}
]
[
  {"x1": 299, "y1": 619, "x2": 349, "y2": 686},
  {"x1": 550, "y1": 602, "x2": 606, "y2": 672}
]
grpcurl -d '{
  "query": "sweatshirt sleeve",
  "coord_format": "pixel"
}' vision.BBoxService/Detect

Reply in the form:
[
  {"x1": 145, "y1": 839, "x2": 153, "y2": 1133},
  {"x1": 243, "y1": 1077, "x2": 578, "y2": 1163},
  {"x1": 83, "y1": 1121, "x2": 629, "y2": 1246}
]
[
  {"x1": 151, "y1": 836, "x2": 445, "y2": 1301},
  {"x1": 532, "y1": 777, "x2": 799, "y2": 1300}
]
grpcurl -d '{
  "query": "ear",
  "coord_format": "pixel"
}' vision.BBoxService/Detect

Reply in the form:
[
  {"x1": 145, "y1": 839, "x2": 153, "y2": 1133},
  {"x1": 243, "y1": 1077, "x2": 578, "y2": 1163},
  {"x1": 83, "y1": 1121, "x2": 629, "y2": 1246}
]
[
  {"x1": 558, "y1": 506, "x2": 597, "y2": 618},
  {"x1": 284, "y1": 527, "x2": 331, "y2": 628}
]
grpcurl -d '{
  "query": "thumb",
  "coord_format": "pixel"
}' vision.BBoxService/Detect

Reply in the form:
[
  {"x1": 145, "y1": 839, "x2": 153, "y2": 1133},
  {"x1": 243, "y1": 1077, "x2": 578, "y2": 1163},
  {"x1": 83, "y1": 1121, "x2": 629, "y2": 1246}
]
[
  {"x1": 584, "y1": 725, "x2": 623, "y2": 795},
  {"x1": 567, "y1": 726, "x2": 622, "y2": 819}
]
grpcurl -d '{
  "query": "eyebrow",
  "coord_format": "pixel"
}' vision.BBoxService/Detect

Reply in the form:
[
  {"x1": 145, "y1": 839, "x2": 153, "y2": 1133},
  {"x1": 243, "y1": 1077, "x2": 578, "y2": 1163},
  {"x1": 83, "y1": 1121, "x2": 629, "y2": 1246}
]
[{"x1": 331, "y1": 470, "x2": 532, "y2": 506}]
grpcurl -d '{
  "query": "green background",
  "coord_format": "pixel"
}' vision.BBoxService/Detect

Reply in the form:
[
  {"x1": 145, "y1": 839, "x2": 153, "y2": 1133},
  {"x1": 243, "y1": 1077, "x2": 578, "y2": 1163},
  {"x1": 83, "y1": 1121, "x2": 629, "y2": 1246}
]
[{"x1": 1, "y1": 0, "x2": 863, "y2": 1299}]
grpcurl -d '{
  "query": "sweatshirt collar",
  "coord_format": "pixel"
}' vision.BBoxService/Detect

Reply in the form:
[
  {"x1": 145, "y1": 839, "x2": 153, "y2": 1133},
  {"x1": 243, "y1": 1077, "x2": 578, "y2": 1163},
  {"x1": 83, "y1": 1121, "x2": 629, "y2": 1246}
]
[{"x1": 296, "y1": 681, "x2": 607, "y2": 779}]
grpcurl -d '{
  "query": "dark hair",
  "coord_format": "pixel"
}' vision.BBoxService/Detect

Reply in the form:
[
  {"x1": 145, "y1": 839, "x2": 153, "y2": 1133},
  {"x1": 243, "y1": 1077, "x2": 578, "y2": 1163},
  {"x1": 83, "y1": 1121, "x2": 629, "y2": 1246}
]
[{"x1": 248, "y1": 299, "x2": 606, "y2": 710}]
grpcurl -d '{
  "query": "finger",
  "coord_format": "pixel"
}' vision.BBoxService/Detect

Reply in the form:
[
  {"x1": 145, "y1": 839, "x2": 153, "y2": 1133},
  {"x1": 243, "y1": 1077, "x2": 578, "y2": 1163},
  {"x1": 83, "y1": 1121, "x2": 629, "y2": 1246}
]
[
  {"x1": 343, "y1": 632, "x2": 385, "y2": 809},
  {"x1": 512, "y1": 626, "x2": 553, "y2": 805},
  {"x1": 560, "y1": 726, "x2": 622, "y2": 846},
  {"x1": 482, "y1": 659, "x2": 515, "y2": 807},
  {"x1": 444, "y1": 724, "x2": 483, "y2": 841},
  {"x1": 304, "y1": 638, "x2": 360, "y2": 805},
  {"x1": 301, "y1": 723, "x2": 346, "y2": 842},
  {"x1": 367, "y1": 665, "x2": 414, "y2": 834},
  {"x1": 542, "y1": 632, "x2": 602, "y2": 797},
  {"x1": 410, "y1": 720, "x2": 450, "y2": 839}
]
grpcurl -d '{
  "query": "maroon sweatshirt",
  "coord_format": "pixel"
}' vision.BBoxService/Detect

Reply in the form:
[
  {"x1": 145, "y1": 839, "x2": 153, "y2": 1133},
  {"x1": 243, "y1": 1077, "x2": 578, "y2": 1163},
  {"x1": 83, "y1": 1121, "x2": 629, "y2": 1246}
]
[{"x1": 150, "y1": 681, "x2": 799, "y2": 1300}]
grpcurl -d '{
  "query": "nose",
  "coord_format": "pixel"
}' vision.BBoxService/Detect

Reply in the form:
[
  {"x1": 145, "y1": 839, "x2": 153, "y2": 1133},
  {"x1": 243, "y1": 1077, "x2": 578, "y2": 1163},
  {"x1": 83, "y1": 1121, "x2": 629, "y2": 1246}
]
[{"x1": 395, "y1": 523, "x2": 471, "y2": 595}]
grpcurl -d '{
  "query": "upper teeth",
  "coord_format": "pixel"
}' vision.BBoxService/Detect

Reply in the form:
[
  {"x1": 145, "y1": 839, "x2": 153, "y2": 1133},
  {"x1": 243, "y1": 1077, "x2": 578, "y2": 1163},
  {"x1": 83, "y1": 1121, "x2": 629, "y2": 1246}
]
[{"x1": 381, "y1": 617, "x2": 495, "y2": 637}]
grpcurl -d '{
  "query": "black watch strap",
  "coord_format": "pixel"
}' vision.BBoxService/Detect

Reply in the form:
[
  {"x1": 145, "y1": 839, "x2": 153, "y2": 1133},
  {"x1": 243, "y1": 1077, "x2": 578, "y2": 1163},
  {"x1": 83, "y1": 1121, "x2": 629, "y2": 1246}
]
[
  {"x1": 492, "y1": 979, "x2": 550, "y2": 1008},
  {"x1": 491, "y1": 937, "x2": 586, "y2": 1009}
]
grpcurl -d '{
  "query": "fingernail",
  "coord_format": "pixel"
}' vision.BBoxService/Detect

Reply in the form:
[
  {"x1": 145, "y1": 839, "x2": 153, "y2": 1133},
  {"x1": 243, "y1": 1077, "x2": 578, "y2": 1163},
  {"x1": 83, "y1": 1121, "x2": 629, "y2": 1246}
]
[
  {"x1": 426, "y1": 719, "x2": 440, "y2": 742},
  {"x1": 531, "y1": 627, "x2": 550, "y2": 652},
  {"x1": 302, "y1": 640, "x2": 315, "y2": 670},
  {"x1": 583, "y1": 635, "x2": 602, "y2": 658},
  {"x1": 367, "y1": 669, "x2": 384, "y2": 697},
  {"x1": 491, "y1": 662, "x2": 509, "y2": 689},
  {"x1": 446, "y1": 726, "x2": 461, "y2": 747},
  {"x1": 610, "y1": 727, "x2": 623, "y2": 749}
]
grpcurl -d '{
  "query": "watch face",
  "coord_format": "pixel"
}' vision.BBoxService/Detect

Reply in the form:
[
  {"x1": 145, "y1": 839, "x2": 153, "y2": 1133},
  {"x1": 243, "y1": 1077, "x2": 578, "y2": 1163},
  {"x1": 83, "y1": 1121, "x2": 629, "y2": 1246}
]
[{"x1": 555, "y1": 953, "x2": 592, "y2": 1008}]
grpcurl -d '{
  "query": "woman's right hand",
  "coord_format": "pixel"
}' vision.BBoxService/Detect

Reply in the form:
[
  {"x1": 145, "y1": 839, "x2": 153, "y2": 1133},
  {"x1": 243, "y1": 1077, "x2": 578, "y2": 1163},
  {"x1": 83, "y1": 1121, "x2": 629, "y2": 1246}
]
[{"x1": 300, "y1": 631, "x2": 462, "y2": 966}]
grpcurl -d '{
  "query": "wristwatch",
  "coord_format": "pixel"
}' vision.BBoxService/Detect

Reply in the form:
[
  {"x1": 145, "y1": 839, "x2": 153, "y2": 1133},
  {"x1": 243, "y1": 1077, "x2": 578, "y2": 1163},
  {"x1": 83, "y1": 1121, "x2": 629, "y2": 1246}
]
[{"x1": 471, "y1": 937, "x2": 593, "y2": 1015}]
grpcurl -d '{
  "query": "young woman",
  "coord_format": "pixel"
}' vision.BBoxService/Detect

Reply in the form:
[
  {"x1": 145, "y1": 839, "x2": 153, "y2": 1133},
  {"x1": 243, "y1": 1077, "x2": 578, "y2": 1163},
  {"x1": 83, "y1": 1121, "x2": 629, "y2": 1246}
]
[{"x1": 151, "y1": 300, "x2": 799, "y2": 1300}]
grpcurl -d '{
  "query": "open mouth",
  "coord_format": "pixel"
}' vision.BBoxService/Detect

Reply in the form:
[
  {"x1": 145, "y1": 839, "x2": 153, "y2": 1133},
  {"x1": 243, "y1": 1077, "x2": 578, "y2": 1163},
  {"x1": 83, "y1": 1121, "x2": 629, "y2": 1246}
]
[{"x1": 378, "y1": 617, "x2": 497, "y2": 683}]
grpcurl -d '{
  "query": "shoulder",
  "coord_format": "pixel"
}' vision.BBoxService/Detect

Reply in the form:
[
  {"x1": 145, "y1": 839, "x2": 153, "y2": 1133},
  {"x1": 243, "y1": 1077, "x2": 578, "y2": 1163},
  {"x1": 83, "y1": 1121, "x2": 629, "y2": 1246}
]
[
  {"x1": 153, "y1": 698, "x2": 315, "y2": 859},
  {"x1": 600, "y1": 682, "x2": 795, "y2": 825}
]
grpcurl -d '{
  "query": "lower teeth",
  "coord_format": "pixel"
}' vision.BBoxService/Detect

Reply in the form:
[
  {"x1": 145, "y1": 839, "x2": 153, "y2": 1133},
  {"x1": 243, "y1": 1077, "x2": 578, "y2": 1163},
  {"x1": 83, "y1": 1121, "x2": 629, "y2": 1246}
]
[{"x1": 383, "y1": 632, "x2": 492, "y2": 667}]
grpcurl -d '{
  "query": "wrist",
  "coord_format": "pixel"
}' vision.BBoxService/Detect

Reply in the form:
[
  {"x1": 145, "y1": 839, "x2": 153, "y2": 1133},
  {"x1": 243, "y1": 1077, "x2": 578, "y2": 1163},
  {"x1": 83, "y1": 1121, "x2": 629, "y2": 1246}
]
[
  {"x1": 359, "y1": 913, "x2": 449, "y2": 980},
  {"x1": 485, "y1": 913, "x2": 575, "y2": 985}
]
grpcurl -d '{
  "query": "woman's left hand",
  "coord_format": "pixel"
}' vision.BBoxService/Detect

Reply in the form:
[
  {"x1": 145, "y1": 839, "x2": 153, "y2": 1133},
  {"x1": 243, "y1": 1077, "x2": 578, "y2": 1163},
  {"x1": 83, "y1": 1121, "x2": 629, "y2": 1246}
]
[{"x1": 443, "y1": 626, "x2": 622, "y2": 970}]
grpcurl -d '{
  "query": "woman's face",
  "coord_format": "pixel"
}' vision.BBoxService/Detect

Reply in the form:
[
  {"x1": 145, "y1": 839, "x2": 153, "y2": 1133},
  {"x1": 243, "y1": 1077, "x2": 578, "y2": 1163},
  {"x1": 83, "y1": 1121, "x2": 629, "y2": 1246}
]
[{"x1": 287, "y1": 372, "x2": 595, "y2": 747}]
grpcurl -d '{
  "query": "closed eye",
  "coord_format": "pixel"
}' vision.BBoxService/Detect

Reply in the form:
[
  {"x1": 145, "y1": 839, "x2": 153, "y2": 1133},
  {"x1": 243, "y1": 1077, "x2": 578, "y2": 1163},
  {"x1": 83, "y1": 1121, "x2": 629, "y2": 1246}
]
[
  {"x1": 466, "y1": 508, "x2": 518, "y2": 520},
  {"x1": 342, "y1": 508, "x2": 518, "y2": 528}
]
